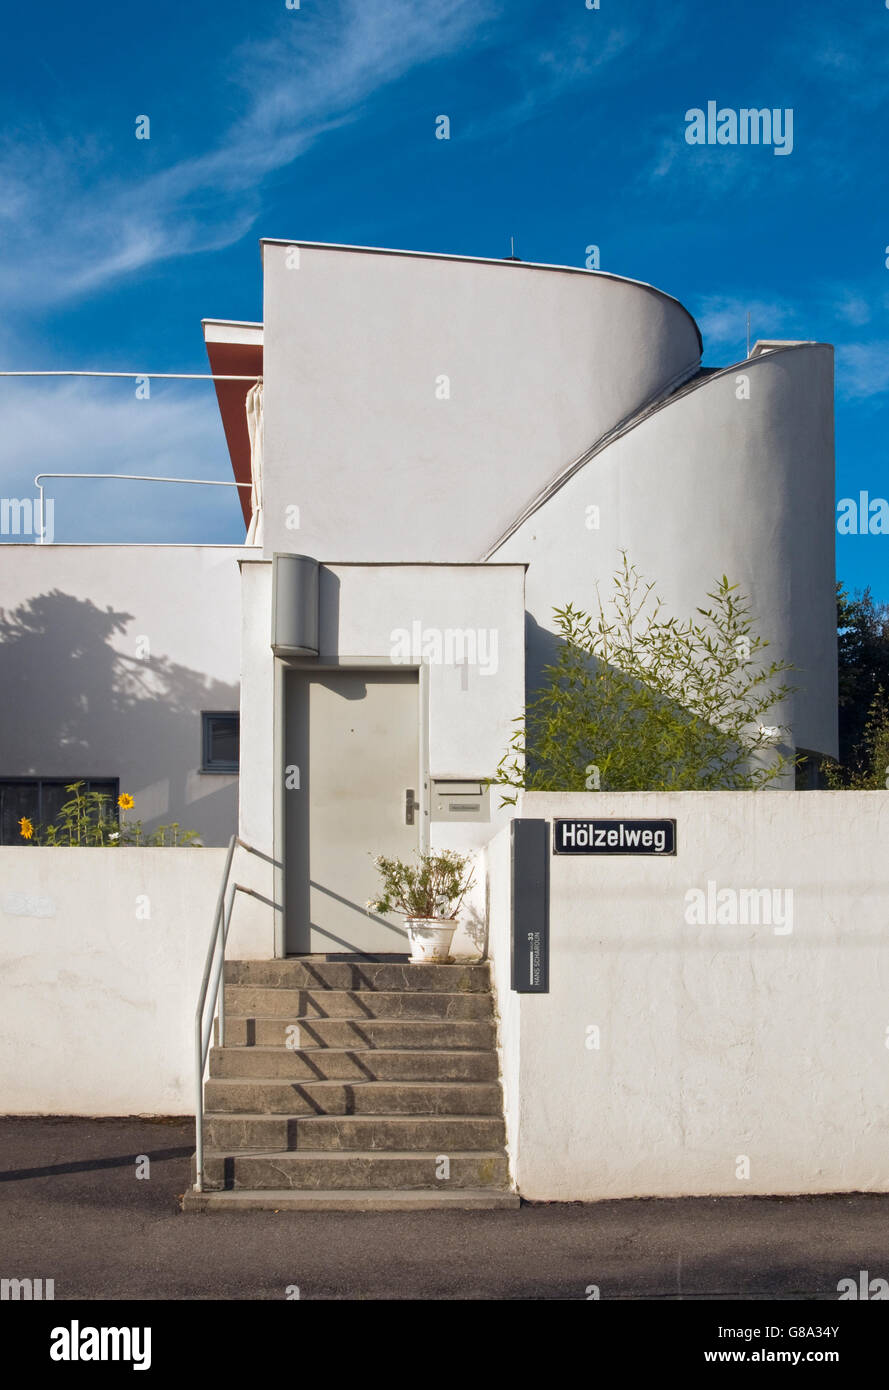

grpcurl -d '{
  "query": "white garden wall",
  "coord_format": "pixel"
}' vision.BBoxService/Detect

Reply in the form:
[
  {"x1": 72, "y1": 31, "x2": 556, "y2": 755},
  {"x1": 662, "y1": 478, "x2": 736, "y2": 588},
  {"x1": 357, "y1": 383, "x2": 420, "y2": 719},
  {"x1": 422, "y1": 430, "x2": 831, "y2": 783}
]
[
  {"x1": 0, "y1": 848, "x2": 227, "y2": 1114},
  {"x1": 487, "y1": 791, "x2": 889, "y2": 1201},
  {"x1": 6, "y1": 788, "x2": 889, "y2": 1205}
]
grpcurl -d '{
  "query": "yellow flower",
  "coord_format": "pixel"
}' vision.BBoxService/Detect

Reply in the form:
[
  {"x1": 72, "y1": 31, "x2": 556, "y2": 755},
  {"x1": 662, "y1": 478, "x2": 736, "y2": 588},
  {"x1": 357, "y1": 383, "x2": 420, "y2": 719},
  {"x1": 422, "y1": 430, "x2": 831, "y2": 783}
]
[
  {"x1": 19, "y1": 817, "x2": 34, "y2": 840},
  {"x1": 117, "y1": 793, "x2": 135, "y2": 811}
]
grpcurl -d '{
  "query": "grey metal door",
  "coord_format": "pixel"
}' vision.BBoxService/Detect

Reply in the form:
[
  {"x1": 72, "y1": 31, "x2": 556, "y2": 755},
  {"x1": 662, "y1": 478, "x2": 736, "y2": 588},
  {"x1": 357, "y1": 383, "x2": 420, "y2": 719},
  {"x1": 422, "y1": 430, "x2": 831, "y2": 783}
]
[{"x1": 284, "y1": 669, "x2": 420, "y2": 954}]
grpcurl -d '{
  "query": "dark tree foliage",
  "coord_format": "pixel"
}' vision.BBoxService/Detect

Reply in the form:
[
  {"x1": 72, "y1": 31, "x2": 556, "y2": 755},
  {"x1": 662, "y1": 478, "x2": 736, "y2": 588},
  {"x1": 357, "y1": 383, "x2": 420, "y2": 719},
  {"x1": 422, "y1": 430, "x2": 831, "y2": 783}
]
[{"x1": 835, "y1": 583, "x2": 889, "y2": 766}]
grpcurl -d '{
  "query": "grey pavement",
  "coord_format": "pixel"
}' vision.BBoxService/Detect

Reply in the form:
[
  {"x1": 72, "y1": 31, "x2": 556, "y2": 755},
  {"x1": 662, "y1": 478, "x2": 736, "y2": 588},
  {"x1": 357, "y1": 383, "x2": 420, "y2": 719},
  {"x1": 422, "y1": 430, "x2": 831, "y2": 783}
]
[{"x1": 2, "y1": 1118, "x2": 888, "y2": 1301}]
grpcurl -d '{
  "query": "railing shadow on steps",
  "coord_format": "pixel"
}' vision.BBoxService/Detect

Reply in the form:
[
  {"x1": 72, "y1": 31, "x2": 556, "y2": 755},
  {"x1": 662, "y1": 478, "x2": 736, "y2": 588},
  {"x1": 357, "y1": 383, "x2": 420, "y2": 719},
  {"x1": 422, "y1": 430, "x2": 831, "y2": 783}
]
[{"x1": 194, "y1": 835, "x2": 282, "y2": 1194}]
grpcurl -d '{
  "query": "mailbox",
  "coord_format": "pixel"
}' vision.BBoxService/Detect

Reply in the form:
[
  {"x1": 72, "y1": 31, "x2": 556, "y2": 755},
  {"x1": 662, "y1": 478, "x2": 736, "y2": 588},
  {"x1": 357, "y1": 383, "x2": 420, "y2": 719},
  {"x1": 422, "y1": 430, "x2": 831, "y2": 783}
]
[{"x1": 430, "y1": 780, "x2": 490, "y2": 822}]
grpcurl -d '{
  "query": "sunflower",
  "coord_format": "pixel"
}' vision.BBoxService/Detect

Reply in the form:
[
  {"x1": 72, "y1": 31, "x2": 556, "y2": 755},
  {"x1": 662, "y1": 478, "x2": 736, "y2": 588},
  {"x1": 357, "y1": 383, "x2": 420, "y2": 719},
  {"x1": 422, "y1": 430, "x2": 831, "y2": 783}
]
[
  {"x1": 118, "y1": 793, "x2": 135, "y2": 811},
  {"x1": 19, "y1": 817, "x2": 34, "y2": 840}
]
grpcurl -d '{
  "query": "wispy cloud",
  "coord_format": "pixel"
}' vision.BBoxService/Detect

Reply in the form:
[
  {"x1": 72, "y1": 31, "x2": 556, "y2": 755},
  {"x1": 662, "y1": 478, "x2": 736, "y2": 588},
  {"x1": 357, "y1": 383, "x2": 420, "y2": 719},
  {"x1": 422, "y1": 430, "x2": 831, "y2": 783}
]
[
  {"x1": 694, "y1": 287, "x2": 889, "y2": 400},
  {"x1": 534, "y1": 24, "x2": 636, "y2": 83},
  {"x1": 643, "y1": 11, "x2": 889, "y2": 197},
  {"x1": 693, "y1": 294, "x2": 802, "y2": 357},
  {"x1": 796, "y1": 11, "x2": 889, "y2": 112},
  {"x1": 836, "y1": 341, "x2": 889, "y2": 402},
  {"x1": 832, "y1": 291, "x2": 872, "y2": 328},
  {"x1": 643, "y1": 117, "x2": 805, "y2": 199},
  {"x1": 0, "y1": 0, "x2": 496, "y2": 309},
  {"x1": 461, "y1": 5, "x2": 683, "y2": 144}
]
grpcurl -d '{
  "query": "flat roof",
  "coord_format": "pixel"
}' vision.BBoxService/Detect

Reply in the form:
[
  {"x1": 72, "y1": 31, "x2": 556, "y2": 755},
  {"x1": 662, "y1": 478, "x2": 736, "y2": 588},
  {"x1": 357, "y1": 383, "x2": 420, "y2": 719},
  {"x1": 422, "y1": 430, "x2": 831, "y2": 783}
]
[
  {"x1": 258, "y1": 239, "x2": 703, "y2": 353},
  {"x1": 750, "y1": 338, "x2": 818, "y2": 357},
  {"x1": 202, "y1": 320, "x2": 264, "y2": 347}
]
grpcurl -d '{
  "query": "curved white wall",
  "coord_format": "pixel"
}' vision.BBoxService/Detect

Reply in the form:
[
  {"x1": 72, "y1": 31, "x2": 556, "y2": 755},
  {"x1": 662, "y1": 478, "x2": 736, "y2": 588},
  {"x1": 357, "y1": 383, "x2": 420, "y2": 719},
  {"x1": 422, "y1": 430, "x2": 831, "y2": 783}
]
[
  {"x1": 261, "y1": 242, "x2": 702, "y2": 562},
  {"x1": 494, "y1": 345, "x2": 837, "y2": 760}
]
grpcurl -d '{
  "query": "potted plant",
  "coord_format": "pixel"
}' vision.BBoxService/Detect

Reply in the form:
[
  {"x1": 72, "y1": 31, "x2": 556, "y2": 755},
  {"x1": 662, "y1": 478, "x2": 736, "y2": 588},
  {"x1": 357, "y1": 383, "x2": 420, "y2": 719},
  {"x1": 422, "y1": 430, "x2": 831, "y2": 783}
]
[{"x1": 368, "y1": 849, "x2": 476, "y2": 963}]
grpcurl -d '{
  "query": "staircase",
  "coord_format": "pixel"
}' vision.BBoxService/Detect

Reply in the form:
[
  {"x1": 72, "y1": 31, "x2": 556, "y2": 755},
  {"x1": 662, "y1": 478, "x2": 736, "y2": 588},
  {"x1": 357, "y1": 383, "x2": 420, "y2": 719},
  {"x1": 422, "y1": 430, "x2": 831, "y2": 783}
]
[{"x1": 184, "y1": 957, "x2": 518, "y2": 1210}]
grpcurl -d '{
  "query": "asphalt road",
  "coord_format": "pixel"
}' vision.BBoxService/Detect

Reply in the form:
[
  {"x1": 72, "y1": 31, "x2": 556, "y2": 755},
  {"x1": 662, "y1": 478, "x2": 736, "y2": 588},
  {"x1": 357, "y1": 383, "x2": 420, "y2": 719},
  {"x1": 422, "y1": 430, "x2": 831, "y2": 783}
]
[{"x1": 2, "y1": 1117, "x2": 888, "y2": 1301}]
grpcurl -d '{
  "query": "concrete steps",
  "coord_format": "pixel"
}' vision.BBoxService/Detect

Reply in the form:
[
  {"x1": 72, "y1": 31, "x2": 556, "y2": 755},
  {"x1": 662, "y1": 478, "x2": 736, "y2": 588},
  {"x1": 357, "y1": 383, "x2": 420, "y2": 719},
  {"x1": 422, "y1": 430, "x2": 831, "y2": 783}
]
[
  {"x1": 184, "y1": 955, "x2": 517, "y2": 1212},
  {"x1": 224, "y1": 960, "x2": 491, "y2": 992},
  {"x1": 219, "y1": 1016, "x2": 496, "y2": 1049},
  {"x1": 209, "y1": 1045, "x2": 498, "y2": 1082},
  {"x1": 185, "y1": 1189, "x2": 518, "y2": 1212},
  {"x1": 199, "y1": 1150, "x2": 510, "y2": 1191},
  {"x1": 203, "y1": 1113, "x2": 506, "y2": 1151},
  {"x1": 203, "y1": 1078, "x2": 505, "y2": 1115},
  {"x1": 223, "y1": 986, "x2": 494, "y2": 1020}
]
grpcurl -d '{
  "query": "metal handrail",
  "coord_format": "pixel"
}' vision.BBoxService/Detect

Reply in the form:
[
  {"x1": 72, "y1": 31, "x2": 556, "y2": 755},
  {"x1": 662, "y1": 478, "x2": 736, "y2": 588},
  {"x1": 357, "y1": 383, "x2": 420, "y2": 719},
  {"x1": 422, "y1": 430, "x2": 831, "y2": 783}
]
[
  {"x1": 194, "y1": 835, "x2": 279, "y2": 1193},
  {"x1": 33, "y1": 473, "x2": 253, "y2": 545}
]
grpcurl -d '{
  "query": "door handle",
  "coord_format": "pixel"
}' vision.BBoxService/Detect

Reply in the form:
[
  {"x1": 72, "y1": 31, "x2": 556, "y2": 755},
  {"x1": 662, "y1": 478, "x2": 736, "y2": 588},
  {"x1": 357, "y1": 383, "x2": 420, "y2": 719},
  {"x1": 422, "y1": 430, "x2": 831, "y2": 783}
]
[{"x1": 405, "y1": 789, "x2": 420, "y2": 825}]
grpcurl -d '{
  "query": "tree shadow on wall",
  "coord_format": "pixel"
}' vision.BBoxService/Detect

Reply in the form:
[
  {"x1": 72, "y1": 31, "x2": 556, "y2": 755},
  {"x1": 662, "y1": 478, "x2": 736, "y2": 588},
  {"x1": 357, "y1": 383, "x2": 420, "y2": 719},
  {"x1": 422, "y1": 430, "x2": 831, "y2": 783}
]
[{"x1": 0, "y1": 590, "x2": 239, "y2": 840}]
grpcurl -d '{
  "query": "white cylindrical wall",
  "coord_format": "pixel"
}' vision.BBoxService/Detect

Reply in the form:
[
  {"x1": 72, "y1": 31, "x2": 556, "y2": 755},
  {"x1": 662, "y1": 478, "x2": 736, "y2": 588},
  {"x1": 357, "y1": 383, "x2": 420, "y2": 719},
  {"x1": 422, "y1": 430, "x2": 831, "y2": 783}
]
[
  {"x1": 496, "y1": 345, "x2": 837, "y2": 760},
  {"x1": 261, "y1": 243, "x2": 702, "y2": 563}
]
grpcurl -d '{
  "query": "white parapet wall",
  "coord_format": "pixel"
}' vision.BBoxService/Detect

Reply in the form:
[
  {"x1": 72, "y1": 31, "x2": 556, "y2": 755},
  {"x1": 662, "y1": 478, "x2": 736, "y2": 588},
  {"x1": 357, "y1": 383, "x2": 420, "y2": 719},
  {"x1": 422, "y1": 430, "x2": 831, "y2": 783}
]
[
  {"x1": 486, "y1": 791, "x2": 889, "y2": 1201},
  {"x1": 0, "y1": 847, "x2": 229, "y2": 1115},
  {"x1": 7, "y1": 788, "x2": 889, "y2": 1176}
]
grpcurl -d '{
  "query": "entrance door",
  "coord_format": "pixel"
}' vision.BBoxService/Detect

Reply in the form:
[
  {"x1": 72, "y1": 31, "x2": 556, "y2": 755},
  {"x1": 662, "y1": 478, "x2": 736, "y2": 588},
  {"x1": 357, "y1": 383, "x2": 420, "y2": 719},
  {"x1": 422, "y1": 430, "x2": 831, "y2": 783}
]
[{"x1": 284, "y1": 669, "x2": 421, "y2": 954}]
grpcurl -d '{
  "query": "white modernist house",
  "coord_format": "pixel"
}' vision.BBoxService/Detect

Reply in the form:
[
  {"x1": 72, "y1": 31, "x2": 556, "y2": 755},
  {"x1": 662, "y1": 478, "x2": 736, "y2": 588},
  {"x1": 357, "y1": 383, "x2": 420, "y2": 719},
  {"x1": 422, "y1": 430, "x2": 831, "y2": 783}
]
[
  {"x1": 0, "y1": 241, "x2": 836, "y2": 938},
  {"x1": 0, "y1": 243, "x2": 842, "y2": 1205}
]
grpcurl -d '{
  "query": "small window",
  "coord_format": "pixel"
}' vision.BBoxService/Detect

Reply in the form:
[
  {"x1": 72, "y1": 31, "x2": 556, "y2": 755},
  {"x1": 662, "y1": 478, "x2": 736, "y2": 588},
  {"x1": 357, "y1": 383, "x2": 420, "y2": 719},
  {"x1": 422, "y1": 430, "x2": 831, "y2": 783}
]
[
  {"x1": 202, "y1": 712, "x2": 240, "y2": 773},
  {"x1": 794, "y1": 749, "x2": 826, "y2": 790},
  {"x1": 0, "y1": 778, "x2": 119, "y2": 845}
]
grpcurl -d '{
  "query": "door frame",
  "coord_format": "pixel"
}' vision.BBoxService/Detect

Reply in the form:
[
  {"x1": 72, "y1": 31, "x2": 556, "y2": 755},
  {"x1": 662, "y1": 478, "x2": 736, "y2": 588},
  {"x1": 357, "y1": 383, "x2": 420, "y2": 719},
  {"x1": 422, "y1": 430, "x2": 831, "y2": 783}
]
[{"x1": 273, "y1": 656, "x2": 430, "y2": 957}]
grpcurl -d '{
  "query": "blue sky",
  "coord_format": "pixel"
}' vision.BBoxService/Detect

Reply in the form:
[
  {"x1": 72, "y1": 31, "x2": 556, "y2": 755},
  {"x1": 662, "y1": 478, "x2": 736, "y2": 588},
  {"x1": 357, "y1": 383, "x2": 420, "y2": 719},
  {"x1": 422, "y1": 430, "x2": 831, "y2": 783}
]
[{"x1": 1, "y1": 0, "x2": 887, "y2": 599}]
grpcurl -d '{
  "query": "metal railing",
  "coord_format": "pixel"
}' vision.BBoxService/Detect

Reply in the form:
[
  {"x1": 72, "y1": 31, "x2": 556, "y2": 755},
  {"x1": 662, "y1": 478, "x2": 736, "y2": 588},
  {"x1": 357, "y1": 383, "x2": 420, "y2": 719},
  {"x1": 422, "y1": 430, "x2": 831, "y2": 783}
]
[
  {"x1": 33, "y1": 473, "x2": 253, "y2": 544},
  {"x1": 193, "y1": 835, "x2": 279, "y2": 1193}
]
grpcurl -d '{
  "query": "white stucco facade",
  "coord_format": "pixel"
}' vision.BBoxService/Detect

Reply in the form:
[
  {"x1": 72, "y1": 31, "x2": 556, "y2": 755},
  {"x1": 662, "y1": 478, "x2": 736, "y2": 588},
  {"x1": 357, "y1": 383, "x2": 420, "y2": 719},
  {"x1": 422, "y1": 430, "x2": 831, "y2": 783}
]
[
  {"x1": 0, "y1": 545, "x2": 243, "y2": 845},
  {"x1": 260, "y1": 242, "x2": 703, "y2": 564},
  {"x1": 488, "y1": 791, "x2": 889, "y2": 1200},
  {"x1": 494, "y1": 343, "x2": 837, "y2": 760},
  {"x1": 257, "y1": 241, "x2": 836, "y2": 767},
  {"x1": 0, "y1": 243, "x2": 837, "y2": 865},
  {"x1": 236, "y1": 557, "x2": 526, "y2": 959},
  {"x1": 0, "y1": 242, "x2": 850, "y2": 1206}
]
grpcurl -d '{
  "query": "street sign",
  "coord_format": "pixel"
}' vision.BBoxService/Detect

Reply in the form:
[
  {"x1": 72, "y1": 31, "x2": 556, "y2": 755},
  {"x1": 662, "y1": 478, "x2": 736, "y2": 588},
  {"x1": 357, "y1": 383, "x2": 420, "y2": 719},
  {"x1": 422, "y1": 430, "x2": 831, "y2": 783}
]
[{"x1": 553, "y1": 818, "x2": 677, "y2": 856}]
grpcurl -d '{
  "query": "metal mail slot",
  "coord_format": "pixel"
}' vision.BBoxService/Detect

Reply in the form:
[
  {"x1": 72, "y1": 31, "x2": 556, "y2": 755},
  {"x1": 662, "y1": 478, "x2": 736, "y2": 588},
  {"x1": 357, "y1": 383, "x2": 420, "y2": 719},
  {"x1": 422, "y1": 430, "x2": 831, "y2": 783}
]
[{"x1": 431, "y1": 779, "x2": 491, "y2": 822}]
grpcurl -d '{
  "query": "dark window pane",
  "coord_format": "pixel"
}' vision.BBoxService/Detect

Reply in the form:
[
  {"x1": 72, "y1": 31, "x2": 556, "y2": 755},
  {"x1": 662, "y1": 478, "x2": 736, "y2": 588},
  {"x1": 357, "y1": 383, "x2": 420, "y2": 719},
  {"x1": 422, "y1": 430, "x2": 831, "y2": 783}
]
[
  {"x1": 0, "y1": 784, "x2": 39, "y2": 844},
  {"x1": 41, "y1": 783, "x2": 71, "y2": 827},
  {"x1": 0, "y1": 779, "x2": 120, "y2": 842},
  {"x1": 205, "y1": 714, "x2": 239, "y2": 769},
  {"x1": 87, "y1": 782, "x2": 118, "y2": 820}
]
